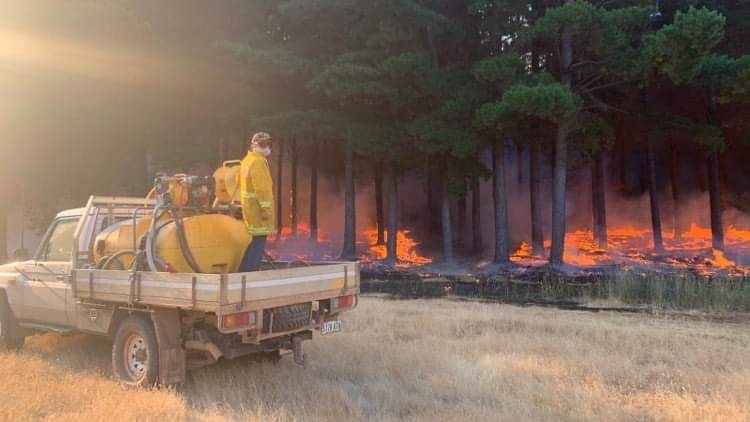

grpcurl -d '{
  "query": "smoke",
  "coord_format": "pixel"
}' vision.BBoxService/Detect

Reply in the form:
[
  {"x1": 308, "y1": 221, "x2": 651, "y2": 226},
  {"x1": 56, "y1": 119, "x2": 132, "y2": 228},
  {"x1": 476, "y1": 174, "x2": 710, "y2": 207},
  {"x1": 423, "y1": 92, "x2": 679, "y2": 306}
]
[
  {"x1": 1, "y1": 1, "x2": 256, "y2": 226},
  {"x1": 263, "y1": 155, "x2": 379, "y2": 260}
]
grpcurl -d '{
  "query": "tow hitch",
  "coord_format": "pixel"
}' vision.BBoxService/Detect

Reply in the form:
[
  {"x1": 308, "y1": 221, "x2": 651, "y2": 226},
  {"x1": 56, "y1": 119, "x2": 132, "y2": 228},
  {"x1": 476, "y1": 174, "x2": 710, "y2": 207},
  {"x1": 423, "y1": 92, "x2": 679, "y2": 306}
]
[{"x1": 292, "y1": 335, "x2": 306, "y2": 366}]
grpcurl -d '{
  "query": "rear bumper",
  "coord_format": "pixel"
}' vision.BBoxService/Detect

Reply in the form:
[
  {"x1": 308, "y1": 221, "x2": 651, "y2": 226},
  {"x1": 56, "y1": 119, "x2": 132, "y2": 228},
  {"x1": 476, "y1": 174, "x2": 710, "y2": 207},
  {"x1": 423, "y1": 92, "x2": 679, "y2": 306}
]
[{"x1": 221, "y1": 330, "x2": 313, "y2": 360}]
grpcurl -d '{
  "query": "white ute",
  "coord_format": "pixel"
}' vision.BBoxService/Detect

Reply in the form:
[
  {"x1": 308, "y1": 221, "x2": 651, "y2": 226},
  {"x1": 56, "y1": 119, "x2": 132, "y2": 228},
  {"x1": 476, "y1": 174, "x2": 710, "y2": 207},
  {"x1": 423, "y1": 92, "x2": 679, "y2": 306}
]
[{"x1": 0, "y1": 196, "x2": 359, "y2": 385}]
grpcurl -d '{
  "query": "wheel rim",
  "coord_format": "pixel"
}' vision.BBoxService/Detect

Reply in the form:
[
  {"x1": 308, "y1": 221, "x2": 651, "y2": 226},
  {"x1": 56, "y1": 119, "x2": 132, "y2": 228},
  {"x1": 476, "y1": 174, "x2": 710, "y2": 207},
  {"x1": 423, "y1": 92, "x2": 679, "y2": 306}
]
[{"x1": 123, "y1": 333, "x2": 149, "y2": 380}]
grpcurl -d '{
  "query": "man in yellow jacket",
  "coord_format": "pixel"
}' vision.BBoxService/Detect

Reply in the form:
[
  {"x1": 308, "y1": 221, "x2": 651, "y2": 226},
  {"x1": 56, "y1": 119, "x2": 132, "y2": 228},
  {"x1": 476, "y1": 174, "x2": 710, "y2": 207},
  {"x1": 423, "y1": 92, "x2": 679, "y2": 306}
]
[{"x1": 238, "y1": 132, "x2": 276, "y2": 272}]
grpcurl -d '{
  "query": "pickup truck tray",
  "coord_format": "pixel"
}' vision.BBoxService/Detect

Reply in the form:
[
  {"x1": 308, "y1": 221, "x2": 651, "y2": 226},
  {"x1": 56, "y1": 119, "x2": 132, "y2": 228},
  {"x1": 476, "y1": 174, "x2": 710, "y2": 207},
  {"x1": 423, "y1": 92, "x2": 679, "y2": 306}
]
[{"x1": 73, "y1": 261, "x2": 359, "y2": 314}]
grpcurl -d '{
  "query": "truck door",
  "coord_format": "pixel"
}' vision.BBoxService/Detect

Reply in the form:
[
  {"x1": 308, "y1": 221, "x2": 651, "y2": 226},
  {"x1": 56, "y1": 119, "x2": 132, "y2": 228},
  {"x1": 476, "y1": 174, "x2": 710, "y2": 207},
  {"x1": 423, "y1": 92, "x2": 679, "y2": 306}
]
[{"x1": 18, "y1": 218, "x2": 78, "y2": 326}]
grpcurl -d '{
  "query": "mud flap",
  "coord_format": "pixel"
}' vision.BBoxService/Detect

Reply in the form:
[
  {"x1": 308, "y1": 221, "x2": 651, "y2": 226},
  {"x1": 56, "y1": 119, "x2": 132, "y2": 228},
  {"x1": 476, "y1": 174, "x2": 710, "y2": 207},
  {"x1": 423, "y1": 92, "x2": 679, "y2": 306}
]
[
  {"x1": 292, "y1": 335, "x2": 306, "y2": 366},
  {"x1": 150, "y1": 308, "x2": 186, "y2": 385}
]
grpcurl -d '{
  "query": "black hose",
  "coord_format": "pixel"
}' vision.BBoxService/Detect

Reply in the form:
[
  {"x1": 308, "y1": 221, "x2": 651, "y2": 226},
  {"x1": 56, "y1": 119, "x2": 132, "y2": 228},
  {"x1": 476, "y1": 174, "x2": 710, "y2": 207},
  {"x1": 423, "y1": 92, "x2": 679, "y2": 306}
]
[
  {"x1": 168, "y1": 209, "x2": 203, "y2": 273},
  {"x1": 99, "y1": 250, "x2": 136, "y2": 270},
  {"x1": 143, "y1": 205, "x2": 202, "y2": 273}
]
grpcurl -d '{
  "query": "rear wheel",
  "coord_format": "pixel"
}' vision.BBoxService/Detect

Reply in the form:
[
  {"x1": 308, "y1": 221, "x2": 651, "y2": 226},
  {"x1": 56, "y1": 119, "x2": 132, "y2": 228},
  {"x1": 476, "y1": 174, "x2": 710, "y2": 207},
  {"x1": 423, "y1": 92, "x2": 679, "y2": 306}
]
[
  {"x1": 0, "y1": 293, "x2": 24, "y2": 351},
  {"x1": 112, "y1": 315, "x2": 159, "y2": 386}
]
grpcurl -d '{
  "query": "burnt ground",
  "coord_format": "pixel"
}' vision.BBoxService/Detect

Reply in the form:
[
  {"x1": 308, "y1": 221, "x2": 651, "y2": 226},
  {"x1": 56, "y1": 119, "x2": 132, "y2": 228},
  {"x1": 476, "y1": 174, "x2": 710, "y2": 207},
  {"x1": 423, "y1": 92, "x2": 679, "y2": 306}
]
[{"x1": 360, "y1": 262, "x2": 750, "y2": 324}]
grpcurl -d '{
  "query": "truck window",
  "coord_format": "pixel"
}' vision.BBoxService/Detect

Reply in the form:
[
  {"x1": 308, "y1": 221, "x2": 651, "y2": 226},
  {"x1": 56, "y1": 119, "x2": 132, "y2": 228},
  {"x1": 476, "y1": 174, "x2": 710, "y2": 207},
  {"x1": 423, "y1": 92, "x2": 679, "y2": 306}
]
[{"x1": 38, "y1": 219, "x2": 79, "y2": 262}]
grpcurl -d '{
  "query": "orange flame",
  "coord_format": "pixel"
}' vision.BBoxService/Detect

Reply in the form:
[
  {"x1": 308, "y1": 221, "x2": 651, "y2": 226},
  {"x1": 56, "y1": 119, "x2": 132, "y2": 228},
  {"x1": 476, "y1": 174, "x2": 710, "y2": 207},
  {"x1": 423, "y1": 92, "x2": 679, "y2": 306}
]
[
  {"x1": 709, "y1": 249, "x2": 736, "y2": 268},
  {"x1": 510, "y1": 224, "x2": 749, "y2": 274},
  {"x1": 510, "y1": 242, "x2": 532, "y2": 263},
  {"x1": 363, "y1": 228, "x2": 432, "y2": 267},
  {"x1": 726, "y1": 226, "x2": 750, "y2": 243},
  {"x1": 270, "y1": 222, "x2": 333, "y2": 243}
]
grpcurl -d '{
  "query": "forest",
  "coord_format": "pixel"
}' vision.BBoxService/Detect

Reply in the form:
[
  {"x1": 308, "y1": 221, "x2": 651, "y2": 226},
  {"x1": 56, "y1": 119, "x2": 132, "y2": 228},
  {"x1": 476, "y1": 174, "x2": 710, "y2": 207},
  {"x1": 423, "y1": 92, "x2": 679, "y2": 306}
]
[{"x1": 3, "y1": 0, "x2": 750, "y2": 270}]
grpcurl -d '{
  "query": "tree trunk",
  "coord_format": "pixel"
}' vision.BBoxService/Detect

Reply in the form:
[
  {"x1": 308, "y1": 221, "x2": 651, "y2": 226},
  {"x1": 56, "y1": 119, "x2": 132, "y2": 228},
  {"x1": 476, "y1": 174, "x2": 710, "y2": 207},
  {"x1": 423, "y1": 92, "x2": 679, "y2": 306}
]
[
  {"x1": 643, "y1": 90, "x2": 664, "y2": 252},
  {"x1": 0, "y1": 205, "x2": 7, "y2": 263},
  {"x1": 493, "y1": 142, "x2": 510, "y2": 263},
  {"x1": 529, "y1": 142, "x2": 544, "y2": 256},
  {"x1": 471, "y1": 174, "x2": 483, "y2": 255},
  {"x1": 619, "y1": 135, "x2": 627, "y2": 189},
  {"x1": 457, "y1": 188, "x2": 467, "y2": 251},
  {"x1": 386, "y1": 162, "x2": 398, "y2": 265},
  {"x1": 310, "y1": 143, "x2": 319, "y2": 242},
  {"x1": 669, "y1": 142, "x2": 682, "y2": 240},
  {"x1": 441, "y1": 174, "x2": 454, "y2": 265},
  {"x1": 340, "y1": 141, "x2": 357, "y2": 260},
  {"x1": 426, "y1": 162, "x2": 440, "y2": 234},
  {"x1": 696, "y1": 152, "x2": 708, "y2": 192},
  {"x1": 706, "y1": 92, "x2": 724, "y2": 251},
  {"x1": 290, "y1": 137, "x2": 298, "y2": 238},
  {"x1": 647, "y1": 138, "x2": 664, "y2": 252},
  {"x1": 550, "y1": 123, "x2": 569, "y2": 266},
  {"x1": 516, "y1": 144, "x2": 524, "y2": 188},
  {"x1": 374, "y1": 162, "x2": 385, "y2": 245},
  {"x1": 591, "y1": 151, "x2": 608, "y2": 250},
  {"x1": 550, "y1": 8, "x2": 573, "y2": 267},
  {"x1": 528, "y1": 28, "x2": 544, "y2": 257},
  {"x1": 276, "y1": 138, "x2": 284, "y2": 238},
  {"x1": 707, "y1": 148, "x2": 724, "y2": 250}
]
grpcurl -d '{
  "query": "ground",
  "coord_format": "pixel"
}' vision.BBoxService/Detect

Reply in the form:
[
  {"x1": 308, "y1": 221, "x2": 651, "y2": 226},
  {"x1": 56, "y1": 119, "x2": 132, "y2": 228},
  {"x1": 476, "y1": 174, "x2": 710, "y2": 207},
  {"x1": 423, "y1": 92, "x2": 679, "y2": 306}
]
[{"x1": 1, "y1": 295, "x2": 749, "y2": 422}]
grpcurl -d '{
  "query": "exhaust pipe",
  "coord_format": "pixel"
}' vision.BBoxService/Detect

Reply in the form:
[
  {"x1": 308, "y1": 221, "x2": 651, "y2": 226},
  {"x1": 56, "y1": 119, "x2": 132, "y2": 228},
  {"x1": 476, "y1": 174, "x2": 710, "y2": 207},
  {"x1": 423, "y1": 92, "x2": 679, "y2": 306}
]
[{"x1": 185, "y1": 340, "x2": 224, "y2": 361}]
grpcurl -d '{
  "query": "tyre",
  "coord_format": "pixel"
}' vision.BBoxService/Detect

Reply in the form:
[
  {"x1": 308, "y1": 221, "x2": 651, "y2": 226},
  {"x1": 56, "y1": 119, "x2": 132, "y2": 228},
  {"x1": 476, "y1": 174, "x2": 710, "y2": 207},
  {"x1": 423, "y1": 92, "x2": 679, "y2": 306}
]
[
  {"x1": 112, "y1": 315, "x2": 159, "y2": 386},
  {"x1": 0, "y1": 293, "x2": 24, "y2": 351}
]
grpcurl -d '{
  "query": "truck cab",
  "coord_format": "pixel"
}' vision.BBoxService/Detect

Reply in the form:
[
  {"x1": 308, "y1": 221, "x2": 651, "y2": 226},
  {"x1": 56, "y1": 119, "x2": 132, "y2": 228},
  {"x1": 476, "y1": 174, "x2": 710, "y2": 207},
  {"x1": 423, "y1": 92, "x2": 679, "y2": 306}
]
[{"x1": 1, "y1": 207, "x2": 93, "y2": 331}]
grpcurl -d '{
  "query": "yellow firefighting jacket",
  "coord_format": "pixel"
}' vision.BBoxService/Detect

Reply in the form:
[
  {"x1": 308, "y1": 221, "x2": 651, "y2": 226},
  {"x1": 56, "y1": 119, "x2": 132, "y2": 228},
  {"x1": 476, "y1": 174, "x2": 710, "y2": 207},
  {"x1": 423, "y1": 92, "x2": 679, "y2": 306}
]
[{"x1": 239, "y1": 151, "x2": 276, "y2": 236}]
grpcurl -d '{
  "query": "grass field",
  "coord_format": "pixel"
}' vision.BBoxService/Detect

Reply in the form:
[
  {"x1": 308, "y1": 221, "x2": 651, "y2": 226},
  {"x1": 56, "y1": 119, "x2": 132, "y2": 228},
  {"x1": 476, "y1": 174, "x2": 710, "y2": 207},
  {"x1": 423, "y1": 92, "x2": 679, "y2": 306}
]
[{"x1": 1, "y1": 295, "x2": 749, "y2": 422}]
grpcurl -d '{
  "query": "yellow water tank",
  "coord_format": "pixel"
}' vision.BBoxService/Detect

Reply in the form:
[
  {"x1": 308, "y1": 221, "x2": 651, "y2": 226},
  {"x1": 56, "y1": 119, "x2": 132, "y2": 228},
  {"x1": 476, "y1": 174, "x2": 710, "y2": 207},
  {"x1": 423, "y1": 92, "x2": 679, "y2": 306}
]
[
  {"x1": 94, "y1": 216, "x2": 154, "y2": 269},
  {"x1": 94, "y1": 213, "x2": 250, "y2": 273},
  {"x1": 155, "y1": 214, "x2": 250, "y2": 273}
]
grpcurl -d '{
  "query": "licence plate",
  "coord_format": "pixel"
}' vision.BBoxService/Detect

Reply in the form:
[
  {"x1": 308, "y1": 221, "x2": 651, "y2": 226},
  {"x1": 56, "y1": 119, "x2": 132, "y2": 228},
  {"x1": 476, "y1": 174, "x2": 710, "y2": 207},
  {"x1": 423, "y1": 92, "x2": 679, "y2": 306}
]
[{"x1": 321, "y1": 320, "x2": 342, "y2": 336}]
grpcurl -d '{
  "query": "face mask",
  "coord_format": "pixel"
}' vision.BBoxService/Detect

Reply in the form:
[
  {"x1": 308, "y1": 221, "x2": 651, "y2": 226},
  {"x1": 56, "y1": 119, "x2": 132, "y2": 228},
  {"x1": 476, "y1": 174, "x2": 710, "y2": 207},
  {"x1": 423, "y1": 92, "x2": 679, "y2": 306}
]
[{"x1": 254, "y1": 146, "x2": 271, "y2": 157}]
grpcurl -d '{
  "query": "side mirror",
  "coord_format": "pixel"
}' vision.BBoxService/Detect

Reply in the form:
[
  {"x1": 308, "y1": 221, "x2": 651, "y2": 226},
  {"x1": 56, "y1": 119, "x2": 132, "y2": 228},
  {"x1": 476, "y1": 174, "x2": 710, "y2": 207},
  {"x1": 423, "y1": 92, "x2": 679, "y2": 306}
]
[{"x1": 12, "y1": 248, "x2": 29, "y2": 261}]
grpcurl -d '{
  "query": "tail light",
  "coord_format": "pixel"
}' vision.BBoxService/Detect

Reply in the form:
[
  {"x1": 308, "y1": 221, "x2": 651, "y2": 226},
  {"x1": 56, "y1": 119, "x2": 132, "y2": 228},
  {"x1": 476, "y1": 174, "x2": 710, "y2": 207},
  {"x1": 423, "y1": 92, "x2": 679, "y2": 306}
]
[
  {"x1": 222, "y1": 311, "x2": 255, "y2": 330},
  {"x1": 332, "y1": 295, "x2": 357, "y2": 311}
]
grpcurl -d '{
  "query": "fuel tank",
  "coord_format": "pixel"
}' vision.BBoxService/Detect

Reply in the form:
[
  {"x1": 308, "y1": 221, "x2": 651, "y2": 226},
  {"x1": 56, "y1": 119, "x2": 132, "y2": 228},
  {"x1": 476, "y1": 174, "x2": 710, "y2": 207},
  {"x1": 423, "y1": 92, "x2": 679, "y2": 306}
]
[{"x1": 94, "y1": 214, "x2": 250, "y2": 273}]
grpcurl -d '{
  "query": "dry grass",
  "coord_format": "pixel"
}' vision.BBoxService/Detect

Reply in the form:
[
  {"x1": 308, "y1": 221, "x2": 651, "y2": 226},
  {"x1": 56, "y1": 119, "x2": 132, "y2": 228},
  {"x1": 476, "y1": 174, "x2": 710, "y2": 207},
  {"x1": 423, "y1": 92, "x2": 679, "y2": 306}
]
[{"x1": 1, "y1": 295, "x2": 749, "y2": 422}]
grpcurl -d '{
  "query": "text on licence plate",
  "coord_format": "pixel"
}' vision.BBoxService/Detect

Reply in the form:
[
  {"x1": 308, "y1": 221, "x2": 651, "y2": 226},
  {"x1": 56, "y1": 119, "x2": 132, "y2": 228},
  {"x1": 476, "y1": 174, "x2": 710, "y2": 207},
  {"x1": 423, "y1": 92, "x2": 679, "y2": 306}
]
[{"x1": 321, "y1": 320, "x2": 342, "y2": 335}]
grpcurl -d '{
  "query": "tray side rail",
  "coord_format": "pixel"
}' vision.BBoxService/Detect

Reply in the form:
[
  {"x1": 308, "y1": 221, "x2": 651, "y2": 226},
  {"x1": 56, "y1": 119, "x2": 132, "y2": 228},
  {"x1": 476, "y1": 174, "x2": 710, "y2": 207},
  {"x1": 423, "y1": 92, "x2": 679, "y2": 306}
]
[
  {"x1": 220, "y1": 261, "x2": 359, "y2": 313},
  {"x1": 73, "y1": 269, "x2": 222, "y2": 311}
]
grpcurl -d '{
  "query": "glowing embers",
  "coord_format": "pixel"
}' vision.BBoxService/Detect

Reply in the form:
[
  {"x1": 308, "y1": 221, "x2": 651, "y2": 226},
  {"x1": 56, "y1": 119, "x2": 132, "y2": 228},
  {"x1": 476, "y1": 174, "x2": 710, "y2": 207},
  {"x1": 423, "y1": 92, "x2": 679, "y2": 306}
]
[{"x1": 363, "y1": 228, "x2": 433, "y2": 267}]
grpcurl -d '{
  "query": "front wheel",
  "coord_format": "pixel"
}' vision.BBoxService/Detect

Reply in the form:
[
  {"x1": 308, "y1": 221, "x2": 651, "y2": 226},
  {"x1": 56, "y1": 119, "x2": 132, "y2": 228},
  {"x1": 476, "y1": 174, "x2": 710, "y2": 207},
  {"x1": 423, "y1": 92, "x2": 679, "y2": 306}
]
[
  {"x1": 0, "y1": 294, "x2": 24, "y2": 351},
  {"x1": 112, "y1": 315, "x2": 159, "y2": 386}
]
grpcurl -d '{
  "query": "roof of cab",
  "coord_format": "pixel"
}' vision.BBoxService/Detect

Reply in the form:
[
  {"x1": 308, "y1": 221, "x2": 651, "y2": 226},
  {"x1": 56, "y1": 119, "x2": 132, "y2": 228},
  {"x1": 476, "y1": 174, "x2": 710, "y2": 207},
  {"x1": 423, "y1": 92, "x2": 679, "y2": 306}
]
[{"x1": 55, "y1": 208, "x2": 86, "y2": 219}]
